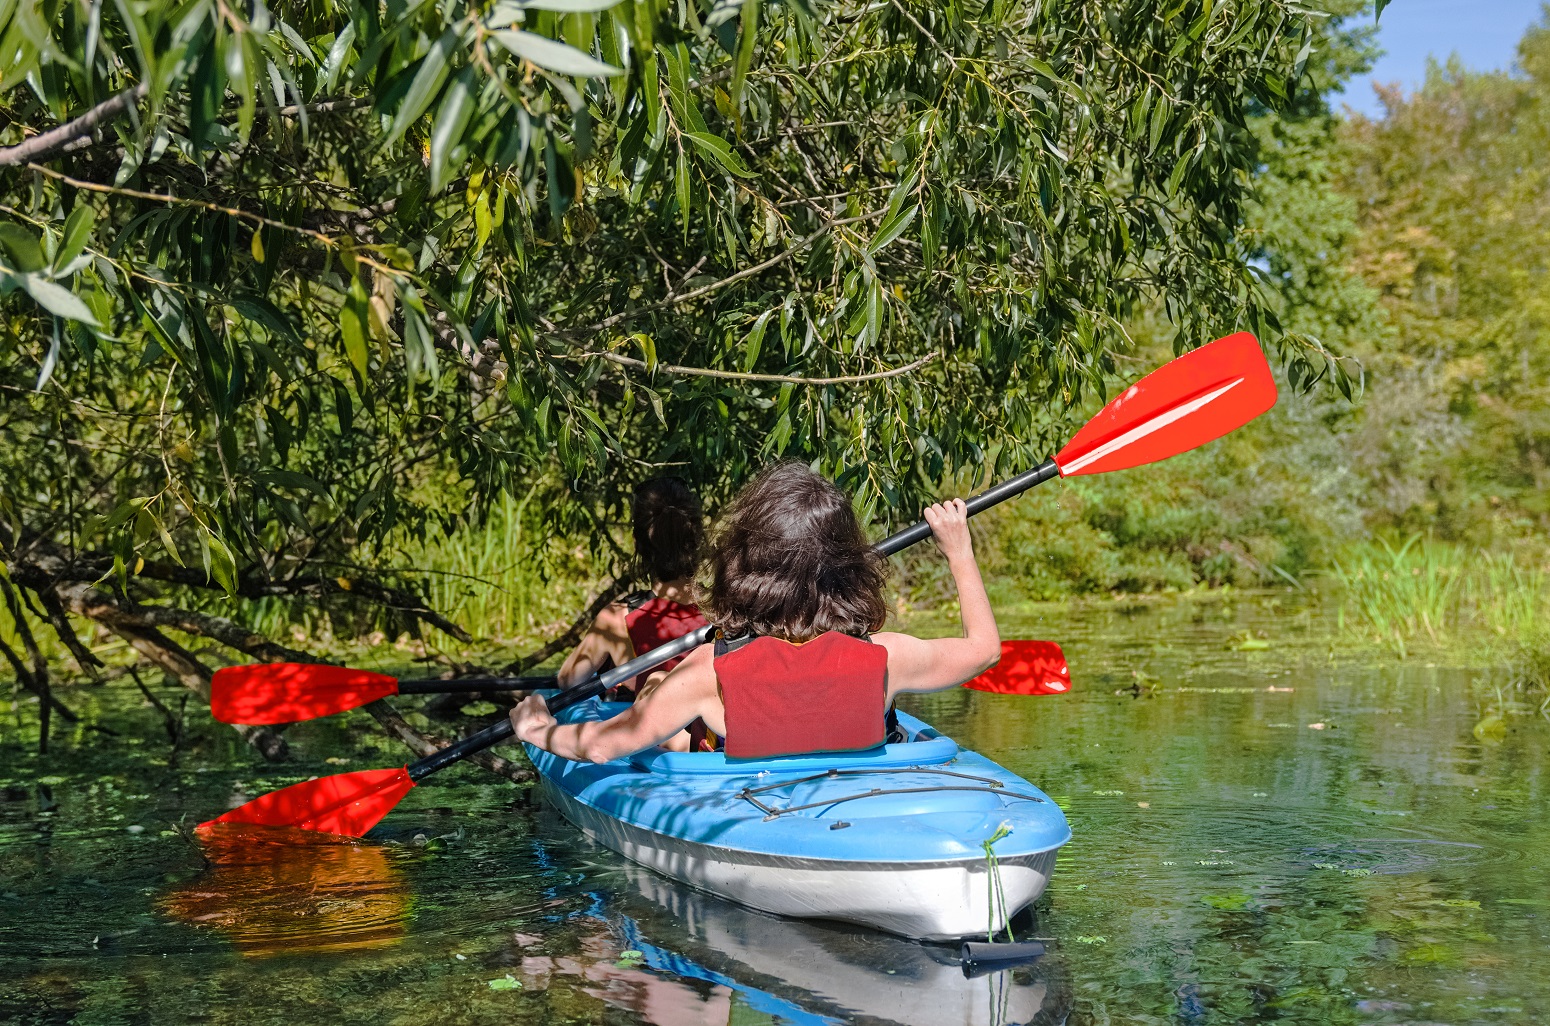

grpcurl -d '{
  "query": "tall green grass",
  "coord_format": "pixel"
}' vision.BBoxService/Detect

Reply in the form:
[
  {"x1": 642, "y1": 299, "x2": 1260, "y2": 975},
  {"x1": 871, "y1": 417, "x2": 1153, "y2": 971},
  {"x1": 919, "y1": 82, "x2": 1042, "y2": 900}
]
[
  {"x1": 392, "y1": 490, "x2": 602, "y2": 645},
  {"x1": 1330, "y1": 536, "x2": 1550, "y2": 674}
]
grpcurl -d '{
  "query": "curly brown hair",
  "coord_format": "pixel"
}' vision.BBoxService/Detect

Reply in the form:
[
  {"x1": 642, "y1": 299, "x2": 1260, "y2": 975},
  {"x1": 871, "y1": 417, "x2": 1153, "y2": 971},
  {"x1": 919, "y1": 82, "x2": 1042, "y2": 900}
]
[
  {"x1": 702, "y1": 462, "x2": 887, "y2": 640},
  {"x1": 632, "y1": 477, "x2": 704, "y2": 583}
]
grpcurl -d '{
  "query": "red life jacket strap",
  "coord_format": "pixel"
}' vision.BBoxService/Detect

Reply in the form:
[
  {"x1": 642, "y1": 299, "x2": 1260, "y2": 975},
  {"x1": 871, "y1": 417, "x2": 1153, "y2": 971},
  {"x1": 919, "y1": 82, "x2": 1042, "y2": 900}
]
[{"x1": 717, "y1": 632, "x2": 888, "y2": 760}]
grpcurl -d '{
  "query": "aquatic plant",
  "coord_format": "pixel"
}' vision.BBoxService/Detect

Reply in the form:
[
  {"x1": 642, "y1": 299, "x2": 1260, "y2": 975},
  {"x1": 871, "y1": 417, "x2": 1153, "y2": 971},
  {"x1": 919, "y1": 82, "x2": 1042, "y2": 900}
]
[{"x1": 1330, "y1": 535, "x2": 1550, "y2": 687}]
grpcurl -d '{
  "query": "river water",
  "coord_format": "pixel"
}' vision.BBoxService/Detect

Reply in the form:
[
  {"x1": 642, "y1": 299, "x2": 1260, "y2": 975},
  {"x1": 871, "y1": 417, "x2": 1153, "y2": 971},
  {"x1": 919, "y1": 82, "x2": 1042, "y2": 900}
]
[{"x1": 2, "y1": 594, "x2": 1547, "y2": 1025}]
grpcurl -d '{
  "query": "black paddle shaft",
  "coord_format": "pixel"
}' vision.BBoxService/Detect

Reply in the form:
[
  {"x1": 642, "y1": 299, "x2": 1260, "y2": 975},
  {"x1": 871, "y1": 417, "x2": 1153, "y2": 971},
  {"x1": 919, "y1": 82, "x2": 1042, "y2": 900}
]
[
  {"x1": 405, "y1": 456, "x2": 1062, "y2": 782},
  {"x1": 395, "y1": 675, "x2": 555, "y2": 695},
  {"x1": 874, "y1": 459, "x2": 1060, "y2": 556},
  {"x1": 403, "y1": 643, "x2": 706, "y2": 780}
]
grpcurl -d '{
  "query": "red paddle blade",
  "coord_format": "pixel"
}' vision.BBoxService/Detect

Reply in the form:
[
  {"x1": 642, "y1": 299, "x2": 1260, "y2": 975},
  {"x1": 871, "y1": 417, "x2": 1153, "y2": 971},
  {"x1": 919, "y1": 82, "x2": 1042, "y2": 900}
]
[
  {"x1": 1055, "y1": 332, "x2": 1276, "y2": 477},
  {"x1": 966, "y1": 641, "x2": 1071, "y2": 695},
  {"x1": 198, "y1": 768, "x2": 415, "y2": 838},
  {"x1": 210, "y1": 664, "x2": 400, "y2": 725}
]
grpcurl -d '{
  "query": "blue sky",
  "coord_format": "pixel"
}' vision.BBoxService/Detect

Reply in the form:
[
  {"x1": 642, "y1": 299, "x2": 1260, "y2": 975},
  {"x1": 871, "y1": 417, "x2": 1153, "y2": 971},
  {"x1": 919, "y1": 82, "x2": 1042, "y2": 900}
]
[{"x1": 1335, "y1": 0, "x2": 1547, "y2": 116}]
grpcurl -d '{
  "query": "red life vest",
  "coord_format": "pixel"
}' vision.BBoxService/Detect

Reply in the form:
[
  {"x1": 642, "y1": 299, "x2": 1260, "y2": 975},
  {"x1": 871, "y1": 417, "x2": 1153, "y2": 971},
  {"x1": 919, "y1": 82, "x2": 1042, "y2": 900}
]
[
  {"x1": 616, "y1": 594, "x2": 708, "y2": 696},
  {"x1": 715, "y1": 632, "x2": 888, "y2": 759}
]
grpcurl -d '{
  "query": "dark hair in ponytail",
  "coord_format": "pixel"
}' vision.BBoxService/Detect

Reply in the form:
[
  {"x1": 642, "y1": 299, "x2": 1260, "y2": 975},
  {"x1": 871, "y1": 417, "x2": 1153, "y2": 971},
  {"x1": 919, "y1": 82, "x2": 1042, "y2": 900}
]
[
  {"x1": 632, "y1": 477, "x2": 704, "y2": 583},
  {"x1": 703, "y1": 462, "x2": 888, "y2": 640}
]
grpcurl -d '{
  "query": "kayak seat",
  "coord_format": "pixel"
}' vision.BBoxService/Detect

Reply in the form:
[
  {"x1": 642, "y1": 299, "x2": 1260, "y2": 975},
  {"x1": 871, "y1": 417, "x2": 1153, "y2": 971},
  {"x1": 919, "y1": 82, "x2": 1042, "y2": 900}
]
[{"x1": 630, "y1": 735, "x2": 960, "y2": 776}]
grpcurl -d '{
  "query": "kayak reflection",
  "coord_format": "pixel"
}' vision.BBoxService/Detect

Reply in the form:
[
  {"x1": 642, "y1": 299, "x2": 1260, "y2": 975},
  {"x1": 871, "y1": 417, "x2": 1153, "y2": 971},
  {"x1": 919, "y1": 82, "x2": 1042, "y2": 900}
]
[
  {"x1": 160, "y1": 824, "x2": 412, "y2": 956},
  {"x1": 520, "y1": 851, "x2": 1069, "y2": 1026},
  {"x1": 615, "y1": 867, "x2": 1070, "y2": 1026}
]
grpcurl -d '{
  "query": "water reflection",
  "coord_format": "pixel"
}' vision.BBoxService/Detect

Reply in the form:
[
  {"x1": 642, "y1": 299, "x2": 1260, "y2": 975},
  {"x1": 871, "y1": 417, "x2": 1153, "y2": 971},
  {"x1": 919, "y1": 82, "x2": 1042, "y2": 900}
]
[
  {"x1": 521, "y1": 858, "x2": 1069, "y2": 1026},
  {"x1": 160, "y1": 824, "x2": 412, "y2": 956}
]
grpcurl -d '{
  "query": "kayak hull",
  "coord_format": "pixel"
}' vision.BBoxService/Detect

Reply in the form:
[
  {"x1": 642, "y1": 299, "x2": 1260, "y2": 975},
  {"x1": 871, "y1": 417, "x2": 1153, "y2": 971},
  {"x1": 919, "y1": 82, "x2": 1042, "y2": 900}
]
[{"x1": 526, "y1": 702, "x2": 1069, "y2": 941}]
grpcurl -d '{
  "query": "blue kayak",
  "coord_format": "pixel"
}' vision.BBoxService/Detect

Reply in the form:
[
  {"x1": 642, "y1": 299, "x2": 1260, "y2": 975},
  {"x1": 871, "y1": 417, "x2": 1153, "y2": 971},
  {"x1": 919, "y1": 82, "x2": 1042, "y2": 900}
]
[{"x1": 524, "y1": 700, "x2": 1070, "y2": 940}]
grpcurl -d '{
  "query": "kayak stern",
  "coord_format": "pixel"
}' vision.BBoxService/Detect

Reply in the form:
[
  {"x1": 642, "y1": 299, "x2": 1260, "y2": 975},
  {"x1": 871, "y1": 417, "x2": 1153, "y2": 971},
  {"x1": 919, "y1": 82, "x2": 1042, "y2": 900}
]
[
  {"x1": 539, "y1": 774, "x2": 1059, "y2": 940},
  {"x1": 526, "y1": 701, "x2": 1070, "y2": 941}
]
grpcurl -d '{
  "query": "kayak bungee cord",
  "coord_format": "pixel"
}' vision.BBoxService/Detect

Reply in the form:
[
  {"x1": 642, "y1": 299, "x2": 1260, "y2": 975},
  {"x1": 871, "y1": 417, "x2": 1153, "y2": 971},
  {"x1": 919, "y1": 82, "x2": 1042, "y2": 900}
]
[{"x1": 738, "y1": 785, "x2": 1048, "y2": 822}]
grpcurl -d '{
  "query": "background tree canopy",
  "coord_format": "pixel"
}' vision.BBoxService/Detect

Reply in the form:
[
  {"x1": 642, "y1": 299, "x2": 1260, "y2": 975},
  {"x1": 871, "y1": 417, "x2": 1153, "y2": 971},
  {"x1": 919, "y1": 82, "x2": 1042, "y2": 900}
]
[{"x1": 0, "y1": 0, "x2": 1369, "y2": 755}]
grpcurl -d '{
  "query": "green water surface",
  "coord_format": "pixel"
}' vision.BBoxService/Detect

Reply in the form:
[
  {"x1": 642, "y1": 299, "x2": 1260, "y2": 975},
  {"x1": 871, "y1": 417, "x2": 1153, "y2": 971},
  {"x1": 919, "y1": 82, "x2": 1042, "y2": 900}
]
[{"x1": 2, "y1": 595, "x2": 1546, "y2": 1025}]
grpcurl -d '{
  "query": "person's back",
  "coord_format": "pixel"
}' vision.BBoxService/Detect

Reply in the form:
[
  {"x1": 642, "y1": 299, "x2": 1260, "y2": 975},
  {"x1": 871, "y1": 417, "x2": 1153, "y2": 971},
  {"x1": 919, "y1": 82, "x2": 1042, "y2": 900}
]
[
  {"x1": 510, "y1": 463, "x2": 1000, "y2": 763},
  {"x1": 555, "y1": 477, "x2": 708, "y2": 702}
]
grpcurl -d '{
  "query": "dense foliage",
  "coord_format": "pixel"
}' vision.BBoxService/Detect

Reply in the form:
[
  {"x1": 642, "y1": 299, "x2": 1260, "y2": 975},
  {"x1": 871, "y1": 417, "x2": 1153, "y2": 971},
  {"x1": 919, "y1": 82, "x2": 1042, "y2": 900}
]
[
  {"x1": 0, "y1": 0, "x2": 1362, "y2": 753},
  {"x1": 977, "y1": 11, "x2": 1550, "y2": 614},
  {"x1": 1337, "y1": 24, "x2": 1550, "y2": 541}
]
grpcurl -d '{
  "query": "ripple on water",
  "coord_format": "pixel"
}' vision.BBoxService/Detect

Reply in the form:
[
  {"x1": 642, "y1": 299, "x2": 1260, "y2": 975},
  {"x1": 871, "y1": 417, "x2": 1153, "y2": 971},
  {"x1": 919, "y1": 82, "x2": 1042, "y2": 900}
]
[{"x1": 1058, "y1": 796, "x2": 1522, "y2": 878}]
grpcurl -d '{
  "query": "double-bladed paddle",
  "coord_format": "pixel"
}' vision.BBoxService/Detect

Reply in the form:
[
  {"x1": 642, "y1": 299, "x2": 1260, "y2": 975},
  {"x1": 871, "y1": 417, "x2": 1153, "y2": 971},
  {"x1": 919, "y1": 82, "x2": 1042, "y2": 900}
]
[
  {"x1": 210, "y1": 638, "x2": 1068, "y2": 726},
  {"x1": 201, "y1": 330, "x2": 1276, "y2": 838}
]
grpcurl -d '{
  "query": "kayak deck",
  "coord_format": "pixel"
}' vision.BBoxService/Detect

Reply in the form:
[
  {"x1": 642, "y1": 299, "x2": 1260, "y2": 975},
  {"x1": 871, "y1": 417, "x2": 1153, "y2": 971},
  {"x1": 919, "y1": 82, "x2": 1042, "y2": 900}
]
[{"x1": 525, "y1": 700, "x2": 1070, "y2": 940}]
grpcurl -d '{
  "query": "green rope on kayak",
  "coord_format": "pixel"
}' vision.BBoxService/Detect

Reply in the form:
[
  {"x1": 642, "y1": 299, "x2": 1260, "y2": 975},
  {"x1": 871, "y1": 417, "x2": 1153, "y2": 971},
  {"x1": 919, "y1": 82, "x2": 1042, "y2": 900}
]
[{"x1": 982, "y1": 820, "x2": 1015, "y2": 944}]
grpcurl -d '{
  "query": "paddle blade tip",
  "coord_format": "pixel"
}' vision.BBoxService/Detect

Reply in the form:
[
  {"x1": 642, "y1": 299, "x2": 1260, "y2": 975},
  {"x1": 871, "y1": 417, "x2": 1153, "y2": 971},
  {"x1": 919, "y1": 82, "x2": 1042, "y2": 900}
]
[
  {"x1": 965, "y1": 640, "x2": 1072, "y2": 696},
  {"x1": 1055, "y1": 331, "x2": 1276, "y2": 478},
  {"x1": 198, "y1": 767, "x2": 414, "y2": 839},
  {"x1": 210, "y1": 663, "x2": 400, "y2": 725}
]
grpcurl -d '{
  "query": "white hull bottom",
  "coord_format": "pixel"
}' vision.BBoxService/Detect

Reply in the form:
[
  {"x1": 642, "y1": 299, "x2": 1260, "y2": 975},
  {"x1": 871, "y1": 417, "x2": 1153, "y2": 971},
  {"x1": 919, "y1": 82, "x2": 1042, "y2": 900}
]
[{"x1": 541, "y1": 780, "x2": 1059, "y2": 941}]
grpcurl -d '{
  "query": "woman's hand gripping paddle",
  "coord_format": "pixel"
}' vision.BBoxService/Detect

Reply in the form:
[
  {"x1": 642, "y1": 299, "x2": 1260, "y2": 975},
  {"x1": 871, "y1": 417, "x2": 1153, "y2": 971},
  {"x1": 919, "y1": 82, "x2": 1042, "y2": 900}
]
[
  {"x1": 210, "y1": 665, "x2": 556, "y2": 726},
  {"x1": 203, "y1": 331, "x2": 1275, "y2": 838}
]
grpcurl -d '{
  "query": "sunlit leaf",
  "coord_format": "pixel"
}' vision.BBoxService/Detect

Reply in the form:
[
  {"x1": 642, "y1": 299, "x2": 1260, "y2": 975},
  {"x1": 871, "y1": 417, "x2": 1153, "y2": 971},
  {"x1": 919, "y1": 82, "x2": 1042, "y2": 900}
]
[
  {"x1": 490, "y1": 29, "x2": 622, "y2": 77},
  {"x1": 19, "y1": 274, "x2": 99, "y2": 326}
]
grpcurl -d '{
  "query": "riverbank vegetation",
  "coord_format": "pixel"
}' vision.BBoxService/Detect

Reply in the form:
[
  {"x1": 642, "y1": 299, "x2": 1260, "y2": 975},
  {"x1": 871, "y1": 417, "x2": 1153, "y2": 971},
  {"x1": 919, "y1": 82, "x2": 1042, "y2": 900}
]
[{"x1": 5, "y1": 1, "x2": 1550, "y2": 757}]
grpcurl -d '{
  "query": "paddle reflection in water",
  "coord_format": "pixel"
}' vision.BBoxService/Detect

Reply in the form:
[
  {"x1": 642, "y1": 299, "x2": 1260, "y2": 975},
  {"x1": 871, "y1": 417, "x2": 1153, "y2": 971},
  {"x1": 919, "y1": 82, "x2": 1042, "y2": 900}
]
[
  {"x1": 160, "y1": 824, "x2": 412, "y2": 956},
  {"x1": 520, "y1": 854, "x2": 1071, "y2": 1026}
]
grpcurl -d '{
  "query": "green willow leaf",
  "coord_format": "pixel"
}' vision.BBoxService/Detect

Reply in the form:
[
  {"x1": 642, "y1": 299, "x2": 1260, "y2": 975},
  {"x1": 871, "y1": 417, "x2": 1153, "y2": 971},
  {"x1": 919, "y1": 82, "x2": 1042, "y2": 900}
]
[
  {"x1": 386, "y1": 27, "x2": 460, "y2": 143},
  {"x1": 0, "y1": 222, "x2": 45, "y2": 272},
  {"x1": 322, "y1": 22, "x2": 356, "y2": 94},
  {"x1": 684, "y1": 131, "x2": 754, "y2": 178},
  {"x1": 490, "y1": 29, "x2": 622, "y2": 77},
  {"x1": 255, "y1": 468, "x2": 332, "y2": 498},
  {"x1": 205, "y1": 529, "x2": 239, "y2": 594},
  {"x1": 866, "y1": 204, "x2": 918, "y2": 257},
  {"x1": 19, "y1": 274, "x2": 99, "y2": 325},
  {"x1": 488, "y1": 0, "x2": 622, "y2": 20},
  {"x1": 340, "y1": 277, "x2": 370, "y2": 379},
  {"x1": 53, "y1": 205, "x2": 97, "y2": 275},
  {"x1": 429, "y1": 67, "x2": 477, "y2": 193}
]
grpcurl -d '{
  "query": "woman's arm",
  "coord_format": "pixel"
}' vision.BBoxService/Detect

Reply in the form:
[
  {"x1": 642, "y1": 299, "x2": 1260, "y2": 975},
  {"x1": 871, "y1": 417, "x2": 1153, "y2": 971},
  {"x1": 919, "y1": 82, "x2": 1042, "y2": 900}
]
[
  {"x1": 511, "y1": 645, "x2": 719, "y2": 762},
  {"x1": 555, "y1": 603, "x2": 634, "y2": 686},
  {"x1": 877, "y1": 498, "x2": 1001, "y2": 698}
]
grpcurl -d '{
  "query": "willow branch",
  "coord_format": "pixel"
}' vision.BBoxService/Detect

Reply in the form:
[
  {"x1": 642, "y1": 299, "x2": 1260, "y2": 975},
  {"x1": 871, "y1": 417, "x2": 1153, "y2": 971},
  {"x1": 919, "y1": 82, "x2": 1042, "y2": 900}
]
[
  {"x1": 502, "y1": 577, "x2": 624, "y2": 676},
  {"x1": 25, "y1": 163, "x2": 339, "y2": 245},
  {"x1": 0, "y1": 83, "x2": 148, "y2": 166},
  {"x1": 51, "y1": 581, "x2": 291, "y2": 761},
  {"x1": 125, "y1": 605, "x2": 316, "y2": 664},
  {"x1": 10, "y1": 551, "x2": 473, "y2": 644},
  {"x1": 572, "y1": 349, "x2": 939, "y2": 385},
  {"x1": 581, "y1": 211, "x2": 883, "y2": 332}
]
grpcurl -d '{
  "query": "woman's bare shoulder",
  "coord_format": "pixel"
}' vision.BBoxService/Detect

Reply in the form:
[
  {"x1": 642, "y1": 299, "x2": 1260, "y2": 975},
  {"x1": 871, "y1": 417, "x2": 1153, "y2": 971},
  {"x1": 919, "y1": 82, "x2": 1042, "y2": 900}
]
[
  {"x1": 636, "y1": 643, "x2": 717, "y2": 707},
  {"x1": 591, "y1": 602, "x2": 631, "y2": 631},
  {"x1": 674, "y1": 640, "x2": 717, "y2": 675}
]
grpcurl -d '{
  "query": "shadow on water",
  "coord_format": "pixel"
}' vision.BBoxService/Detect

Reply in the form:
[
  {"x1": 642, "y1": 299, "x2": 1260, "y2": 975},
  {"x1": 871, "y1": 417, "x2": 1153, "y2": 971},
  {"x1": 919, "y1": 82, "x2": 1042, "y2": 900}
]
[{"x1": 3, "y1": 593, "x2": 1549, "y2": 1024}]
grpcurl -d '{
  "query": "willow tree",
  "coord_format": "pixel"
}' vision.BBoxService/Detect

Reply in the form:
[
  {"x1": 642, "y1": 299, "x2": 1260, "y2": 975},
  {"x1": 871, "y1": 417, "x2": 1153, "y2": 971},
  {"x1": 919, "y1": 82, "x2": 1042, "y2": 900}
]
[{"x1": 1, "y1": 0, "x2": 1359, "y2": 756}]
